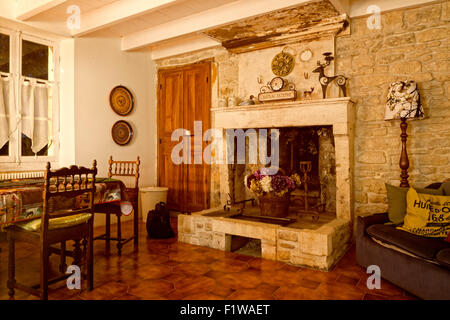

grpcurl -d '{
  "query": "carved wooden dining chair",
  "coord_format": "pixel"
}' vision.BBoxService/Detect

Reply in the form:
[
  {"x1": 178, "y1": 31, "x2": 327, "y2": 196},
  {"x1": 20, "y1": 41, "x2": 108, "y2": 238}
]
[
  {"x1": 6, "y1": 161, "x2": 97, "y2": 300},
  {"x1": 94, "y1": 156, "x2": 140, "y2": 255}
]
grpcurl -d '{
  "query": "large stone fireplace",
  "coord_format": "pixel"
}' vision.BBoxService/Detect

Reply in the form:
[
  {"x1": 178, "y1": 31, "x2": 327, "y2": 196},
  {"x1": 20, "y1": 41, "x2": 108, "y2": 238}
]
[{"x1": 179, "y1": 98, "x2": 355, "y2": 270}]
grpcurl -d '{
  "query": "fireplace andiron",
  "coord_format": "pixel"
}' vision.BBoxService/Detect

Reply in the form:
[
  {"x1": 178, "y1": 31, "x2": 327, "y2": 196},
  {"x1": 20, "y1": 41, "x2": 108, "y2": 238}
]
[
  {"x1": 299, "y1": 161, "x2": 320, "y2": 221},
  {"x1": 224, "y1": 193, "x2": 255, "y2": 211}
]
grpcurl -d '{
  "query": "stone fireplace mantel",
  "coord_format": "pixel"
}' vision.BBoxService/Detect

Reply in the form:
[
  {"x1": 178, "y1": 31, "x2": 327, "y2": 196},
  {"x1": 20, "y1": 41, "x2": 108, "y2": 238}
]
[
  {"x1": 212, "y1": 98, "x2": 354, "y2": 129},
  {"x1": 212, "y1": 97, "x2": 355, "y2": 221}
]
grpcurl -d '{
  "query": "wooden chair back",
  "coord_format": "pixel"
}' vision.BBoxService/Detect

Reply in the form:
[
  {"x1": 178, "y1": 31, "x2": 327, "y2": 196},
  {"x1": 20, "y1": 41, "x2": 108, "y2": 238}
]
[
  {"x1": 42, "y1": 161, "x2": 97, "y2": 233},
  {"x1": 107, "y1": 156, "x2": 140, "y2": 190}
]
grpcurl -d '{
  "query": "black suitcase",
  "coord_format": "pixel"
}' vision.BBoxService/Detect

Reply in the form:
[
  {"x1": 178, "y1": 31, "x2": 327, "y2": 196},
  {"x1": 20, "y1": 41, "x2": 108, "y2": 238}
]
[{"x1": 146, "y1": 202, "x2": 175, "y2": 239}]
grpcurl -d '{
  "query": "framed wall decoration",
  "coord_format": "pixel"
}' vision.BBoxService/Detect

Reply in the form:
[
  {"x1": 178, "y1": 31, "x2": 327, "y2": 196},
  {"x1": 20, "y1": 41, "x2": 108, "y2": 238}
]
[
  {"x1": 109, "y1": 85, "x2": 134, "y2": 116},
  {"x1": 111, "y1": 120, "x2": 133, "y2": 146}
]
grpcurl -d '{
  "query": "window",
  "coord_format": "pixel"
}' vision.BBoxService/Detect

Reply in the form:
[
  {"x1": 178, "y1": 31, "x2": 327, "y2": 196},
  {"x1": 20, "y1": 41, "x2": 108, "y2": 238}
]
[
  {"x1": 0, "y1": 28, "x2": 59, "y2": 167},
  {"x1": 0, "y1": 32, "x2": 10, "y2": 157}
]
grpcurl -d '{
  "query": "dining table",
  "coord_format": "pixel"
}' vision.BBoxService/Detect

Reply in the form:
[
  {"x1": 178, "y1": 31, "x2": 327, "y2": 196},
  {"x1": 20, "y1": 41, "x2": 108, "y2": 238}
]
[{"x1": 0, "y1": 177, "x2": 130, "y2": 228}]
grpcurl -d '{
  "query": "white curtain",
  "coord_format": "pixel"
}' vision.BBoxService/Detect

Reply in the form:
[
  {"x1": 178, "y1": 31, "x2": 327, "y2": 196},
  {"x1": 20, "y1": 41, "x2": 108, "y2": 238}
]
[
  {"x1": 21, "y1": 80, "x2": 50, "y2": 154},
  {"x1": 0, "y1": 76, "x2": 14, "y2": 149}
]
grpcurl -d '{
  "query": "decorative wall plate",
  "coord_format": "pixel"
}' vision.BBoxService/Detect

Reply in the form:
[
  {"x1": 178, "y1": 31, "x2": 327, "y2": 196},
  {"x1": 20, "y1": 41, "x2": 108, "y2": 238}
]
[
  {"x1": 271, "y1": 52, "x2": 295, "y2": 77},
  {"x1": 111, "y1": 120, "x2": 133, "y2": 146},
  {"x1": 109, "y1": 85, "x2": 134, "y2": 116},
  {"x1": 300, "y1": 49, "x2": 313, "y2": 62}
]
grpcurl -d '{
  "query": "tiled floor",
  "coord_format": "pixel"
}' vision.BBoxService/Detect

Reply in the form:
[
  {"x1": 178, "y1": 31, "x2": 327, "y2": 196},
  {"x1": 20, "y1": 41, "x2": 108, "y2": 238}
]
[{"x1": 0, "y1": 218, "x2": 417, "y2": 300}]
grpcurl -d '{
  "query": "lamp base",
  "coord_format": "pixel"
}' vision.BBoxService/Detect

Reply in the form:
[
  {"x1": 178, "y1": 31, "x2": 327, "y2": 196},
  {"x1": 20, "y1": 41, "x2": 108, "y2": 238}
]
[{"x1": 399, "y1": 118, "x2": 410, "y2": 188}]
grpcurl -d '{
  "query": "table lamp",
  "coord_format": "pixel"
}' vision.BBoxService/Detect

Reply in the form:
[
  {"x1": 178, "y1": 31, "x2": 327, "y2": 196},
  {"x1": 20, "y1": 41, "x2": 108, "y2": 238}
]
[{"x1": 385, "y1": 80, "x2": 424, "y2": 188}]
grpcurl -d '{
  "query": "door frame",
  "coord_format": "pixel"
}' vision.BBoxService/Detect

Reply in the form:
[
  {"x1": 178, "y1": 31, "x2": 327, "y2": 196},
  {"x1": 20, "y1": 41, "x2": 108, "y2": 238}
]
[{"x1": 156, "y1": 60, "x2": 212, "y2": 212}]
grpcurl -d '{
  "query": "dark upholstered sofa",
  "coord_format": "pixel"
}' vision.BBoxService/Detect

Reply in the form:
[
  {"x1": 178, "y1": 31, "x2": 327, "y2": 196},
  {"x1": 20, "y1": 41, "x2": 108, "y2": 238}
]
[{"x1": 356, "y1": 212, "x2": 450, "y2": 299}]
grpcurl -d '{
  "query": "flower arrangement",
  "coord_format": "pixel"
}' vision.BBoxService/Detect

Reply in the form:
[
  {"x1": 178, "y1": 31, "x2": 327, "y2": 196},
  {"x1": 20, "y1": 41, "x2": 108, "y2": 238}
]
[{"x1": 244, "y1": 168, "x2": 301, "y2": 197}]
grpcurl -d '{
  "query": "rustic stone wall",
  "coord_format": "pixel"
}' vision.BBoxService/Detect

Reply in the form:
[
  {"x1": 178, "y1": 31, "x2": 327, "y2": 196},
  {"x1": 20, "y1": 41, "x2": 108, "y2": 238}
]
[
  {"x1": 336, "y1": 1, "x2": 450, "y2": 217},
  {"x1": 156, "y1": 1, "x2": 450, "y2": 218}
]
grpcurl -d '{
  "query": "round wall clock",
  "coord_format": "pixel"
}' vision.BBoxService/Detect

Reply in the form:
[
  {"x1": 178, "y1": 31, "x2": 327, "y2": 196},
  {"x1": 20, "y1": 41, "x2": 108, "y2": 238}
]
[
  {"x1": 271, "y1": 52, "x2": 295, "y2": 77},
  {"x1": 270, "y1": 77, "x2": 285, "y2": 91},
  {"x1": 109, "y1": 85, "x2": 134, "y2": 116},
  {"x1": 111, "y1": 120, "x2": 133, "y2": 146}
]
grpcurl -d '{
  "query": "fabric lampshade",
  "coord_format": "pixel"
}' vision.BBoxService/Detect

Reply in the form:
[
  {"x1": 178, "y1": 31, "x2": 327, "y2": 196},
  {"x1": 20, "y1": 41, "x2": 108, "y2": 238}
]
[{"x1": 384, "y1": 80, "x2": 424, "y2": 120}]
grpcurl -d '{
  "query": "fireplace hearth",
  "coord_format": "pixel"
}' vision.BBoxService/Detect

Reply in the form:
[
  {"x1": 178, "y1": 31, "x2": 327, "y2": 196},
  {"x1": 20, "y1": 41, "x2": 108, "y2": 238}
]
[
  {"x1": 227, "y1": 125, "x2": 337, "y2": 220},
  {"x1": 179, "y1": 98, "x2": 355, "y2": 270}
]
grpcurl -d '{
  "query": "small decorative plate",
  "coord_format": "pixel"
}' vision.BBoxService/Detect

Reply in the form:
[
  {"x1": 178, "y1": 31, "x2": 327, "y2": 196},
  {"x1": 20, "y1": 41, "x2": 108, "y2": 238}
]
[
  {"x1": 109, "y1": 85, "x2": 134, "y2": 116},
  {"x1": 111, "y1": 120, "x2": 133, "y2": 146},
  {"x1": 300, "y1": 49, "x2": 313, "y2": 62}
]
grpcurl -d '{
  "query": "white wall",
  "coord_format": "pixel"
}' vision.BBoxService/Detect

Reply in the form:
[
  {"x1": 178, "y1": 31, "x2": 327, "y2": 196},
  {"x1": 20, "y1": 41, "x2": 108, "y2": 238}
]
[
  {"x1": 59, "y1": 38, "x2": 76, "y2": 167},
  {"x1": 72, "y1": 37, "x2": 157, "y2": 188}
]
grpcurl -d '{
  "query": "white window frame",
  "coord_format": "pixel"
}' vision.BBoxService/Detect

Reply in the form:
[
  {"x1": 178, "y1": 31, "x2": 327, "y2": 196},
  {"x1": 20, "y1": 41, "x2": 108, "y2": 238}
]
[
  {"x1": 0, "y1": 26, "x2": 60, "y2": 170},
  {"x1": 0, "y1": 26, "x2": 15, "y2": 164}
]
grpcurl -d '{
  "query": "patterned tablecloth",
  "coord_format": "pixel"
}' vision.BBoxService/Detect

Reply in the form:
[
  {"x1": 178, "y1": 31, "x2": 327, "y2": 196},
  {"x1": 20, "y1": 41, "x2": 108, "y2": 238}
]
[{"x1": 0, "y1": 178, "x2": 126, "y2": 227}]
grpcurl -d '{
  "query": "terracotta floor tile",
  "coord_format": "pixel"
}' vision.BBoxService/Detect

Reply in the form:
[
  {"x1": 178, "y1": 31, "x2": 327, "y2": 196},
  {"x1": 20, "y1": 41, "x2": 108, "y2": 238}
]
[
  {"x1": 355, "y1": 277, "x2": 406, "y2": 297},
  {"x1": 363, "y1": 293, "x2": 417, "y2": 300},
  {"x1": 298, "y1": 268, "x2": 339, "y2": 283},
  {"x1": 128, "y1": 279, "x2": 174, "y2": 299},
  {"x1": 298, "y1": 278, "x2": 321, "y2": 290},
  {"x1": 257, "y1": 282, "x2": 279, "y2": 292},
  {"x1": 182, "y1": 292, "x2": 225, "y2": 300},
  {"x1": 162, "y1": 259, "x2": 182, "y2": 267},
  {"x1": 336, "y1": 274, "x2": 360, "y2": 286},
  {"x1": 214, "y1": 269, "x2": 263, "y2": 290},
  {"x1": 233, "y1": 254, "x2": 255, "y2": 262},
  {"x1": 259, "y1": 269, "x2": 304, "y2": 287},
  {"x1": 210, "y1": 259, "x2": 249, "y2": 273},
  {"x1": 163, "y1": 272, "x2": 187, "y2": 283},
  {"x1": 165, "y1": 275, "x2": 216, "y2": 300},
  {"x1": 248, "y1": 258, "x2": 285, "y2": 271},
  {"x1": 279, "y1": 264, "x2": 302, "y2": 273},
  {"x1": 173, "y1": 262, "x2": 212, "y2": 276},
  {"x1": 0, "y1": 220, "x2": 416, "y2": 301},
  {"x1": 112, "y1": 293, "x2": 142, "y2": 300},
  {"x1": 203, "y1": 270, "x2": 227, "y2": 280},
  {"x1": 209, "y1": 285, "x2": 236, "y2": 298},
  {"x1": 197, "y1": 248, "x2": 240, "y2": 261},
  {"x1": 169, "y1": 251, "x2": 215, "y2": 264},
  {"x1": 316, "y1": 282, "x2": 365, "y2": 300},
  {"x1": 333, "y1": 265, "x2": 367, "y2": 280},
  {"x1": 79, "y1": 281, "x2": 129, "y2": 300},
  {"x1": 134, "y1": 263, "x2": 173, "y2": 280},
  {"x1": 273, "y1": 285, "x2": 325, "y2": 300},
  {"x1": 227, "y1": 288, "x2": 275, "y2": 300},
  {"x1": 127, "y1": 253, "x2": 170, "y2": 266}
]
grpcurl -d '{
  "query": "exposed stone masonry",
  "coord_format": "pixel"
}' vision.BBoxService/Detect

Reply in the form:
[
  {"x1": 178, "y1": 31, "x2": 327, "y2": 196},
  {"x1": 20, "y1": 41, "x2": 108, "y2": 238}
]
[
  {"x1": 336, "y1": 1, "x2": 450, "y2": 217},
  {"x1": 157, "y1": 0, "x2": 450, "y2": 229}
]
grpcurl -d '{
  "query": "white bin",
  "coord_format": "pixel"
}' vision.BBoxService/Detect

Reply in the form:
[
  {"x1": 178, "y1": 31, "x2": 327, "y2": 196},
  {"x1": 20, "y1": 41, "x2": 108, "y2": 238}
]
[{"x1": 139, "y1": 187, "x2": 169, "y2": 223}]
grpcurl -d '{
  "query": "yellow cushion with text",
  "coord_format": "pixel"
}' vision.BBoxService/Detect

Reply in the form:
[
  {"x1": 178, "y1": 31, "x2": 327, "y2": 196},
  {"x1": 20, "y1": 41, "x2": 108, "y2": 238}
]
[{"x1": 398, "y1": 188, "x2": 450, "y2": 238}]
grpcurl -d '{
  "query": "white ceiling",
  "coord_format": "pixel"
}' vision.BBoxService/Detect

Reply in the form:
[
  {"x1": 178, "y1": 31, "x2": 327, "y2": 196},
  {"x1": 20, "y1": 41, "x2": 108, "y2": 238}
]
[
  {"x1": 88, "y1": 0, "x2": 240, "y2": 38},
  {"x1": 0, "y1": 0, "x2": 439, "y2": 57}
]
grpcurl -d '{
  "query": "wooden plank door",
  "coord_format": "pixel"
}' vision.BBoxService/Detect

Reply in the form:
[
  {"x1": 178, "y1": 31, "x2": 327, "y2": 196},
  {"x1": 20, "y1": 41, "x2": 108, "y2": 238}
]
[
  {"x1": 158, "y1": 70, "x2": 185, "y2": 211},
  {"x1": 158, "y1": 62, "x2": 211, "y2": 213},
  {"x1": 183, "y1": 63, "x2": 211, "y2": 213}
]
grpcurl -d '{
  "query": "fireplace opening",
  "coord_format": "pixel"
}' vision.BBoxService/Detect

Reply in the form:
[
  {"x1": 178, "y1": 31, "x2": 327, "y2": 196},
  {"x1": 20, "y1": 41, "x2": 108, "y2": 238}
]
[
  {"x1": 227, "y1": 125, "x2": 337, "y2": 225},
  {"x1": 228, "y1": 235, "x2": 261, "y2": 258}
]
